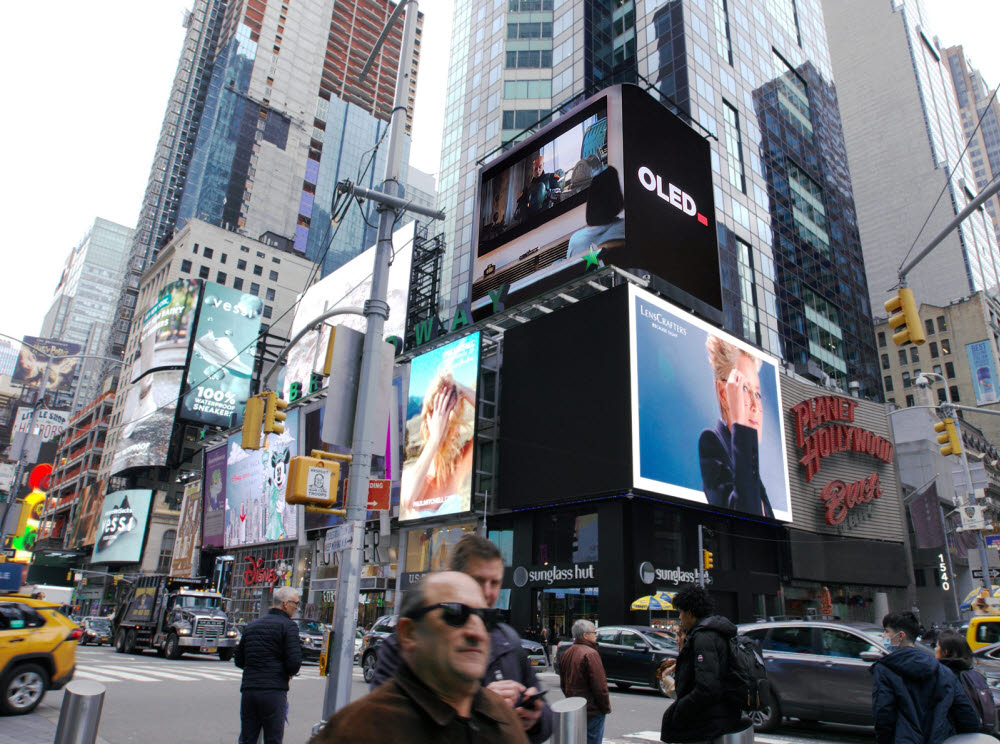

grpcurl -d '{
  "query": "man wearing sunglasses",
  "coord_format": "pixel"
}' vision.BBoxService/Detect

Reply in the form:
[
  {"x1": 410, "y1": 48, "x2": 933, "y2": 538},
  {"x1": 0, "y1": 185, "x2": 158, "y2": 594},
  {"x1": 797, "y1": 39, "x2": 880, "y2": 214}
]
[
  {"x1": 311, "y1": 571, "x2": 529, "y2": 743},
  {"x1": 370, "y1": 535, "x2": 552, "y2": 742}
]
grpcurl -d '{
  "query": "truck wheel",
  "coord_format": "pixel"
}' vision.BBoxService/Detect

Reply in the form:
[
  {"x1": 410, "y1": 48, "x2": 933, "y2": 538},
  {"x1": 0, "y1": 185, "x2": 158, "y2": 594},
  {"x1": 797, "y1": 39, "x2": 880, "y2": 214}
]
[
  {"x1": 125, "y1": 629, "x2": 141, "y2": 654},
  {"x1": 219, "y1": 648, "x2": 234, "y2": 662},
  {"x1": 114, "y1": 629, "x2": 127, "y2": 654},
  {"x1": 165, "y1": 633, "x2": 182, "y2": 660}
]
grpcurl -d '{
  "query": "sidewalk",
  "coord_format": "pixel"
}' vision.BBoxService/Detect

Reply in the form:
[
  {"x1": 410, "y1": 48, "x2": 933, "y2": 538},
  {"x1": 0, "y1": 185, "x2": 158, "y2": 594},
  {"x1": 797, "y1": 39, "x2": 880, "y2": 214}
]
[{"x1": 1, "y1": 695, "x2": 112, "y2": 744}]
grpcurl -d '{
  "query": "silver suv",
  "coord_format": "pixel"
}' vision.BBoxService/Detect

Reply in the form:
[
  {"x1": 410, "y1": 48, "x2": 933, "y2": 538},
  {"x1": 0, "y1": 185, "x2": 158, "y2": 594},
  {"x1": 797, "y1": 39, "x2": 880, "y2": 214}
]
[{"x1": 739, "y1": 620, "x2": 890, "y2": 732}]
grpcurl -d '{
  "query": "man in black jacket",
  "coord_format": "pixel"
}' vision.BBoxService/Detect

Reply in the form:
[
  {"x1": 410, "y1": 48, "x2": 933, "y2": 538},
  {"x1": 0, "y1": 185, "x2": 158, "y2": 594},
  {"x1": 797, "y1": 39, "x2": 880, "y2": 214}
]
[
  {"x1": 235, "y1": 586, "x2": 302, "y2": 744},
  {"x1": 660, "y1": 585, "x2": 742, "y2": 743},
  {"x1": 371, "y1": 534, "x2": 553, "y2": 743}
]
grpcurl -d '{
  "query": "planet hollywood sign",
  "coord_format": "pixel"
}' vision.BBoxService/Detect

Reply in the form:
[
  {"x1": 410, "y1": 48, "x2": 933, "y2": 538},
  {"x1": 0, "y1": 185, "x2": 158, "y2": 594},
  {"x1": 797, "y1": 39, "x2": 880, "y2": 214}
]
[{"x1": 790, "y1": 395, "x2": 894, "y2": 530}]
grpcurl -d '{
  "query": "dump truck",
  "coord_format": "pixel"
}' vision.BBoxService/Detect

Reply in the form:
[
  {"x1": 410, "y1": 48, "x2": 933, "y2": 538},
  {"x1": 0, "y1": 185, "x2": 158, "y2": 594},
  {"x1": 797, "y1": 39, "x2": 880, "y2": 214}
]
[{"x1": 111, "y1": 575, "x2": 237, "y2": 660}]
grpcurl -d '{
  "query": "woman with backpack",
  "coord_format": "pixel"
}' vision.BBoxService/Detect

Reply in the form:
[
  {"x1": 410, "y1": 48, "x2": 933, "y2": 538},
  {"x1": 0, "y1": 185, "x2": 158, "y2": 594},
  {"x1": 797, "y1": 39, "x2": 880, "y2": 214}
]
[{"x1": 936, "y1": 629, "x2": 999, "y2": 735}]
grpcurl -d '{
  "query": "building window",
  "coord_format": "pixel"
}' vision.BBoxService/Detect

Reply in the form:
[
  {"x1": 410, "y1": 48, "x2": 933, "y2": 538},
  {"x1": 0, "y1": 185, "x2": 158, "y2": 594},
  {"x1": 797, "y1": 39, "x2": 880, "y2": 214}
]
[
  {"x1": 193, "y1": 244, "x2": 199, "y2": 254},
  {"x1": 203, "y1": 247, "x2": 214, "y2": 259},
  {"x1": 950, "y1": 386, "x2": 960, "y2": 402},
  {"x1": 945, "y1": 362, "x2": 956, "y2": 378},
  {"x1": 253, "y1": 265, "x2": 263, "y2": 276},
  {"x1": 933, "y1": 364, "x2": 943, "y2": 376},
  {"x1": 925, "y1": 318, "x2": 935, "y2": 336},
  {"x1": 937, "y1": 315, "x2": 948, "y2": 332},
  {"x1": 240, "y1": 245, "x2": 250, "y2": 253},
  {"x1": 735, "y1": 239, "x2": 760, "y2": 344},
  {"x1": 884, "y1": 376, "x2": 894, "y2": 392},
  {"x1": 199, "y1": 266, "x2": 210, "y2": 279},
  {"x1": 881, "y1": 353, "x2": 890, "y2": 368},
  {"x1": 905, "y1": 394, "x2": 915, "y2": 407},
  {"x1": 250, "y1": 283, "x2": 260, "y2": 296},
  {"x1": 156, "y1": 530, "x2": 177, "y2": 574},
  {"x1": 256, "y1": 251, "x2": 265, "y2": 258},
  {"x1": 902, "y1": 371, "x2": 911, "y2": 388},
  {"x1": 788, "y1": 162, "x2": 828, "y2": 254},
  {"x1": 878, "y1": 331, "x2": 886, "y2": 347},
  {"x1": 265, "y1": 287, "x2": 276, "y2": 301},
  {"x1": 909, "y1": 347, "x2": 919, "y2": 363},
  {"x1": 263, "y1": 305, "x2": 273, "y2": 319},
  {"x1": 915, "y1": 568, "x2": 926, "y2": 587},
  {"x1": 898, "y1": 349, "x2": 908, "y2": 366},
  {"x1": 930, "y1": 342, "x2": 939, "y2": 358},
  {"x1": 272, "y1": 257, "x2": 281, "y2": 264},
  {"x1": 941, "y1": 339, "x2": 951, "y2": 355},
  {"x1": 714, "y1": 0, "x2": 733, "y2": 64},
  {"x1": 180, "y1": 259, "x2": 192, "y2": 273},
  {"x1": 220, "y1": 253, "x2": 227, "y2": 265},
  {"x1": 722, "y1": 101, "x2": 746, "y2": 193},
  {"x1": 269, "y1": 270, "x2": 278, "y2": 281},
  {"x1": 233, "y1": 277, "x2": 244, "y2": 290},
  {"x1": 217, "y1": 272, "x2": 227, "y2": 284},
  {"x1": 237, "y1": 259, "x2": 247, "y2": 270},
  {"x1": 937, "y1": 387, "x2": 947, "y2": 404}
]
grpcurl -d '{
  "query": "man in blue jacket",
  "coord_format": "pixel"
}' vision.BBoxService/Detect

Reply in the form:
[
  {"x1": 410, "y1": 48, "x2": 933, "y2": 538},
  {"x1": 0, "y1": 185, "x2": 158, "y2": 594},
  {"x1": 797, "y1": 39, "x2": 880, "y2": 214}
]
[
  {"x1": 235, "y1": 586, "x2": 302, "y2": 744},
  {"x1": 872, "y1": 610, "x2": 979, "y2": 744}
]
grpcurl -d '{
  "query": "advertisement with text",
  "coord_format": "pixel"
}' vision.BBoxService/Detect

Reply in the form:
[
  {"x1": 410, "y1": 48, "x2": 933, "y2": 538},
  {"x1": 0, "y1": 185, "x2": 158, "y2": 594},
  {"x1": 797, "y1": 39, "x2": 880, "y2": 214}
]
[
  {"x1": 171, "y1": 480, "x2": 202, "y2": 577},
  {"x1": 109, "y1": 369, "x2": 182, "y2": 475},
  {"x1": 131, "y1": 278, "x2": 200, "y2": 383},
  {"x1": 202, "y1": 445, "x2": 228, "y2": 548},
  {"x1": 12, "y1": 336, "x2": 82, "y2": 394},
  {"x1": 91, "y1": 489, "x2": 153, "y2": 563}
]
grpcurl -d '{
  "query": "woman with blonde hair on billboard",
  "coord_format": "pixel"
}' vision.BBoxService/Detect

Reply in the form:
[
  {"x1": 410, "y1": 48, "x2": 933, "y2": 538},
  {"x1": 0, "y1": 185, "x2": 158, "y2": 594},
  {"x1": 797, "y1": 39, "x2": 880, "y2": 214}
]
[
  {"x1": 700, "y1": 336, "x2": 774, "y2": 518},
  {"x1": 401, "y1": 371, "x2": 475, "y2": 519}
]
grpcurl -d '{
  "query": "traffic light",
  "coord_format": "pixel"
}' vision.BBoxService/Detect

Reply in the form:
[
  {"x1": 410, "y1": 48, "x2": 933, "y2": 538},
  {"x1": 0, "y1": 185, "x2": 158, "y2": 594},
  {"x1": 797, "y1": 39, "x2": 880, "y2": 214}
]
[
  {"x1": 241, "y1": 395, "x2": 265, "y2": 450},
  {"x1": 884, "y1": 288, "x2": 926, "y2": 346},
  {"x1": 934, "y1": 417, "x2": 963, "y2": 456},
  {"x1": 263, "y1": 392, "x2": 287, "y2": 435},
  {"x1": 703, "y1": 549, "x2": 714, "y2": 570}
]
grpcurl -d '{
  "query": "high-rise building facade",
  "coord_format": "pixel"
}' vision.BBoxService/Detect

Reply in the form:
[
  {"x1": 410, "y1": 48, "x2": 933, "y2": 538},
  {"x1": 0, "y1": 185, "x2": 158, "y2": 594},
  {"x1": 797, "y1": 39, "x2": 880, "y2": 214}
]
[
  {"x1": 822, "y1": 0, "x2": 1000, "y2": 312},
  {"x1": 944, "y1": 45, "x2": 1000, "y2": 244},
  {"x1": 108, "y1": 0, "x2": 422, "y2": 360},
  {"x1": 41, "y1": 218, "x2": 133, "y2": 410},
  {"x1": 435, "y1": 0, "x2": 879, "y2": 394}
]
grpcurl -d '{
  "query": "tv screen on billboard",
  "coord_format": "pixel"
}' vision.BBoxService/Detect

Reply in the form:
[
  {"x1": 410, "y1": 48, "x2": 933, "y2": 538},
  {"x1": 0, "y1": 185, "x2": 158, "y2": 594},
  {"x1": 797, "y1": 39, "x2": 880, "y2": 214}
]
[
  {"x1": 202, "y1": 444, "x2": 227, "y2": 548},
  {"x1": 110, "y1": 369, "x2": 183, "y2": 475},
  {"x1": 12, "y1": 336, "x2": 82, "y2": 394},
  {"x1": 131, "y1": 279, "x2": 200, "y2": 384},
  {"x1": 181, "y1": 283, "x2": 263, "y2": 427},
  {"x1": 400, "y1": 332, "x2": 480, "y2": 521},
  {"x1": 224, "y1": 409, "x2": 299, "y2": 547},
  {"x1": 171, "y1": 480, "x2": 202, "y2": 577},
  {"x1": 628, "y1": 285, "x2": 791, "y2": 521},
  {"x1": 91, "y1": 489, "x2": 153, "y2": 564}
]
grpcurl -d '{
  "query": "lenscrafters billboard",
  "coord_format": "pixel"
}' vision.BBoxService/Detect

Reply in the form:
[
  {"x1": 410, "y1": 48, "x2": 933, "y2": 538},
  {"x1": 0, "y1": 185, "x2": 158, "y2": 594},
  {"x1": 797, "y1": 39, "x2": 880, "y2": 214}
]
[
  {"x1": 12, "y1": 336, "x2": 82, "y2": 394},
  {"x1": 91, "y1": 489, "x2": 153, "y2": 564},
  {"x1": 472, "y1": 84, "x2": 721, "y2": 321},
  {"x1": 181, "y1": 283, "x2": 263, "y2": 426}
]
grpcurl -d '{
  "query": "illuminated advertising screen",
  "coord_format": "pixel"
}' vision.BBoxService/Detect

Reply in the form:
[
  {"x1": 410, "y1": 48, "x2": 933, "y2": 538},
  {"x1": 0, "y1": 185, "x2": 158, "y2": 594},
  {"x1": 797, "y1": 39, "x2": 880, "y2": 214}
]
[
  {"x1": 68, "y1": 480, "x2": 105, "y2": 549},
  {"x1": 966, "y1": 340, "x2": 1000, "y2": 406},
  {"x1": 224, "y1": 409, "x2": 299, "y2": 547},
  {"x1": 202, "y1": 444, "x2": 228, "y2": 548},
  {"x1": 400, "y1": 333, "x2": 480, "y2": 521},
  {"x1": 181, "y1": 283, "x2": 263, "y2": 426},
  {"x1": 171, "y1": 480, "x2": 202, "y2": 577},
  {"x1": 12, "y1": 336, "x2": 82, "y2": 394},
  {"x1": 131, "y1": 279, "x2": 200, "y2": 384},
  {"x1": 109, "y1": 369, "x2": 182, "y2": 475},
  {"x1": 471, "y1": 85, "x2": 720, "y2": 320},
  {"x1": 91, "y1": 489, "x2": 153, "y2": 563},
  {"x1": 628, "y1": 285, "x2": 791, "y2": 521}
]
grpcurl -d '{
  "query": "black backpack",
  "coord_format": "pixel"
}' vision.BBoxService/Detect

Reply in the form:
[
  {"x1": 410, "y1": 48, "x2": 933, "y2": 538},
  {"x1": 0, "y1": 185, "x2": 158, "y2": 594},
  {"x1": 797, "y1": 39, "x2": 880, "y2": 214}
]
[
  {"x1": 958, "y1": 668, "x2": 998, "y2": 735},
  {"x1": 725, "y1": 634, "x2": 771, "y2": 712}
]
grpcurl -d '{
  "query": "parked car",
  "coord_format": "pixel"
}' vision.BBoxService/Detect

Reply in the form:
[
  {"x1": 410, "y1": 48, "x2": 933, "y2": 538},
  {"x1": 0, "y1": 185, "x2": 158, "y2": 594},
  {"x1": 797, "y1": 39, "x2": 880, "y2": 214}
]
[
  {"x1": 554, "y1": 625, "x2": 678, "y2": 696},
  {"x1": 359, "y1": 615, "x2": 398, "y2": 683},
  {"x1": 354, "y1": 628, "x2": 364, "y2": 663},
  {"x1": 80, "y1": 616, "x2": 112, "y2": 646},
  {"x1": 738, "y1": 620, "x2": 892, "y2": 732},
  {"x1": 294, "y1": 618, "x2": 326, "y2": 662},
  {"x1": 0, "y1": 594, "x2": 83, "y2": 715},
  {"x1": 521, "y1": 637, "x2": 548, "y2": 670}
]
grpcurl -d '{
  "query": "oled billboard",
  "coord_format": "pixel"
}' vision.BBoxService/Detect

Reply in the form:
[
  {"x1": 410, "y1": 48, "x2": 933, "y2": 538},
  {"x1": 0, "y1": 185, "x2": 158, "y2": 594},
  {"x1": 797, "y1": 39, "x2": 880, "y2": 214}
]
[
  {"x1": 12, "y1": 336, "x2": 82, "y2": 394},
  {"x1": 91, "y1": 489, "x2": 153, "y2": 564},
  {"x1": 181, "y1": 283, "x2": 263, "y2": 426},
  {"x1": 400, "y1": 333, "x2": 480, "y2": 521},
  {"x1": 131, "y1": 279, "x2": 200, "y2": 383},
  {"x1": 471, "y1": 84, "x2": 721, "y2": 321},
  {"x1": 628, "y1": 285, "x2": 791, "y2": 521}
]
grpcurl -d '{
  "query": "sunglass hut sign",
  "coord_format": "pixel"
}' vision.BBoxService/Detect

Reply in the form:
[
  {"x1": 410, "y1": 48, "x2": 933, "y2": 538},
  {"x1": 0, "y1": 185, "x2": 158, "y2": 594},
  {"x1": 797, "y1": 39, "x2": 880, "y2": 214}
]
[{"x1": 791, "y1": 395, "x2": 894, "y2": 531}]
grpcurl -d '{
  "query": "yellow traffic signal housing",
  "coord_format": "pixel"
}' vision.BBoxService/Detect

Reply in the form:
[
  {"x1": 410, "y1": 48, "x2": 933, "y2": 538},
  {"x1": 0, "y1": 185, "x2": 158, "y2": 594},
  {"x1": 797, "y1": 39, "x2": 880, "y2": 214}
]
[
  {"x1": 884, "y1": 288, "x2": 926, "y2": 346},
  {"x1": 703, "y1": 549, "x2": 714, "y2": 570},
  {"x1": 286, "y1": 450, "x2": 349, "y2": 507},
  {"x1": 263, "y1": 392, "x2": 287, "y2": 435},
  {"x1": 934, "y1": 417, "x2": 963, "y2": 456},
  {"x1": 241, "y1": 395, "x2": 265, "y2": 450}
]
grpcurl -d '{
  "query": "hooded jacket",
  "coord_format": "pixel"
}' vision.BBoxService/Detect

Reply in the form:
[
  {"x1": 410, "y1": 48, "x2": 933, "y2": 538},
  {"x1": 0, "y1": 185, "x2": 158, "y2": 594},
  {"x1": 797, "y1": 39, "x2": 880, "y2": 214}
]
[
  {"x1": 660, "y1": 615, "x2": 743, "y2": 743},
  {"x1": 871, "y1": 645, "x2": 979, "y2": 744}
]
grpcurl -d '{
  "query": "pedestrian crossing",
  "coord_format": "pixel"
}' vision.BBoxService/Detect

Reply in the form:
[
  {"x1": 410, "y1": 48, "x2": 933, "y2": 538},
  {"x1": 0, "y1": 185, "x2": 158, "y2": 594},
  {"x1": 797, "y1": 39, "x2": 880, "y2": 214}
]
[{"x1": 73, "y1": 648, "x2": 355, "y2": 685}]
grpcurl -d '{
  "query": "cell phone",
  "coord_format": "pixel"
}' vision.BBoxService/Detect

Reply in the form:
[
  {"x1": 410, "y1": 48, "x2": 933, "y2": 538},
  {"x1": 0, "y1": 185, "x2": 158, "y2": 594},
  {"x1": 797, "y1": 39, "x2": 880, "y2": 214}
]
[{"x1": 515, "y1": 690, "x2": 548, "y2": 709}]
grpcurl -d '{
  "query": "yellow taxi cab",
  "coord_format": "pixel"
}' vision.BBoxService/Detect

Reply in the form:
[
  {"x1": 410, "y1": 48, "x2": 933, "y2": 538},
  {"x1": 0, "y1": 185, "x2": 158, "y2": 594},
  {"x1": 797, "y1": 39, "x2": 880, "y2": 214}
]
[{"x1": 0, "y1": 593, "x2": 81, "y2": 715}]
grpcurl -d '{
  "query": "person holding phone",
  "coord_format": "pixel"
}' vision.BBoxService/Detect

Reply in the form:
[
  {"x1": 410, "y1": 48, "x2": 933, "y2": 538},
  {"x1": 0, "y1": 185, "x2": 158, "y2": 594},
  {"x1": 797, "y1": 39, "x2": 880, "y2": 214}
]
[{"x1": 558, "y1": 620, "x2": 611, "y2": 744}]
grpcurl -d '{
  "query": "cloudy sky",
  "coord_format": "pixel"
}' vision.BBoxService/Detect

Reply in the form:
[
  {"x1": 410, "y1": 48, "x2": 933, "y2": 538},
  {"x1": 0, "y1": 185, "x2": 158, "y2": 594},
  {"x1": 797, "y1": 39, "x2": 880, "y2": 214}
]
[{"x1": 1, "y1": 0, "x2": 997, "y2": 351}]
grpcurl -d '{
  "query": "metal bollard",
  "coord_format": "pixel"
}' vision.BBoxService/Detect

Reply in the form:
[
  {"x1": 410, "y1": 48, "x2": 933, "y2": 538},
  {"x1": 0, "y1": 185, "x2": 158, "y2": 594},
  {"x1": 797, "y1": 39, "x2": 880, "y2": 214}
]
[
  {"x1": 712, "y1": 722, "x2": 755, "y2": 744},
  {"x1": 943, "y1": 736, "x2": 1000, "y2": 744},
  {"x1": 54, "y1": 680, "x2": 106, "y2": 744},
  {"x1": 551, "y1": 696, "x2": 588, "y2": 744}
]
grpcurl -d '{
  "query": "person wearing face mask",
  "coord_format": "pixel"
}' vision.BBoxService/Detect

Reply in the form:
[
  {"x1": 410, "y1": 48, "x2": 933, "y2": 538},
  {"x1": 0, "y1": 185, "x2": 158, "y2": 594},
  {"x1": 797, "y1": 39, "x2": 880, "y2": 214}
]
[{"x1": 871, "y1": 611, "x2": 978, "y2": 744}]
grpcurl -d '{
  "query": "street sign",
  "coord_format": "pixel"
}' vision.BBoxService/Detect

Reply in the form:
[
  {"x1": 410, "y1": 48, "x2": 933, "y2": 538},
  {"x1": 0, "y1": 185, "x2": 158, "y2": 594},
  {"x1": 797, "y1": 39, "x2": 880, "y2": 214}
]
[
  {"x1": 343, "y1": 478, "x2": 392, "y2": 510},
  {"x1": 324, "y1": 523, "x2": 354, "y2": 555},
  {"x1": 972, "y1": 568, "x2": 1000, "y2": 579}
]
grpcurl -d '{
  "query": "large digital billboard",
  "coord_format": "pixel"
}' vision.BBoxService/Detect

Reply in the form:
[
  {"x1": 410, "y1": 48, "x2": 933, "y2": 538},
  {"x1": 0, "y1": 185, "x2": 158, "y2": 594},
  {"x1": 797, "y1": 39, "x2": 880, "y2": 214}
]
[
  {"x1": 131, "y1": 279, "x2": 200, "y2": 383},
  {"x1": 181, "y1": 283, "x2": 263, "y2": 426},
  {"x1": 400, "y1": 333, "x2": 480, "y2": 521},
  {"x1": 91, "y1": 489, "x2": 153, "y2": 564},
  {"x1": 966, "y1": 340, "x2": 1000, "y2": 406},
  {"x1": 628, "y1": 285, "x2": 791, "y2": 521},
  {"x1": 171, "y1": 480, "x2": 202, "y2": 577},
  {"x1": 471, "y1": 85, "x2": 721, "y2": 321},
  {"x1": 110, "y1": 369, "x2": 183, "y2": 474},
  {"x1": 68, "y1": 480, "x2": 105, "y2": 549},
  {"x1": 12, "y1": 336, "x2": 82, "y2": 394},
  {"x1": 224, "y1": 409, "x2": 299, "y2": 547},
  {"x1": 202, "y1": 445, "x2": 228, "y2": 548}
]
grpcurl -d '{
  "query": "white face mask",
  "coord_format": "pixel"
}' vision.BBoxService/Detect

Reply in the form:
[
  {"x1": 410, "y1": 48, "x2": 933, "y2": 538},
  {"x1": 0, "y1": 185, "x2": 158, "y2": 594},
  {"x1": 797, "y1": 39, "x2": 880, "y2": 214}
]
[{"x1": 884, "y1": 631, "x2": 901, "y2": 648}]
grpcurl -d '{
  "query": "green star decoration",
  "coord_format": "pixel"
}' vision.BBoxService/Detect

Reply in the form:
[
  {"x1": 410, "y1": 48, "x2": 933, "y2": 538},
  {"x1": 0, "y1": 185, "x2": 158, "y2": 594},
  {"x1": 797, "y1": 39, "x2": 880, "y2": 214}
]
[{"x1": 583, "y1": 247, "x2": 601, "y2": 271}]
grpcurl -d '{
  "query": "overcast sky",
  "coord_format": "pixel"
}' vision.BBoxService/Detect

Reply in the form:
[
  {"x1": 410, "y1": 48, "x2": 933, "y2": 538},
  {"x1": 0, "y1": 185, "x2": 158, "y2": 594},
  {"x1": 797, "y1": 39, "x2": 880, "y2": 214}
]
[{"x1": 1, "y1": 0, "x2": 996, "y2": 351}]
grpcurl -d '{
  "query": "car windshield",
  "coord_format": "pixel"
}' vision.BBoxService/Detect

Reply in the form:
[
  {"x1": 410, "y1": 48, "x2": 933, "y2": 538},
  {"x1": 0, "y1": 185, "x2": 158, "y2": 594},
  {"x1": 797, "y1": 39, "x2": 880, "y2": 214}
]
[
  {"x1": 643, "y1": 631, "x2": 678, "y2": 649},
  {"x1": 89, "y1": 619, "x2": 111, "y2": 630},
  {"x1": 176, "y1": 595, "x2": 221, "y2": 610},
  {"x1": 296, "y1": 620, "x2": 324, "y2": 633}
]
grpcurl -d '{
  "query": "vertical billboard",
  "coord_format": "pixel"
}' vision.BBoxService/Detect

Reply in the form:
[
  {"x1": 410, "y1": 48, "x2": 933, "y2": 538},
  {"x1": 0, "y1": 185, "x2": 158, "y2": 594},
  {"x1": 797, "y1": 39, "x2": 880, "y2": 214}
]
[
  {"x1": 224, "y1": 409, "x2": 299, "y2": 547},
  {"x1": 400, "y1": 333, "x2": 480, "y2": 521},
  {"x1": 181, "y1": 283, "x2": 264, "y2": 426},
  {"x1": 12, "y1": 336, "x2": 82, "y2": 394},
  {"x1": 966, "y1": 340, "x2": 1000, "y2": 406},
  {"x1": 171, "y1": 480, "x2": 202, "y2": 577},
  {"x1": 91, "y1": 489, "x2": 153, "y2": 563},
  {"x1": 628, "y1": 285, "x2": 791, "y2": 521},
  {"x1": 110, "y1": 369, "x2": 183, "y2": 474},
  {"x1": 68, "y1": 480, "x2": 106, "y2": 549},
  {"x1": 130, "y1": 279, "x2": 200, "y2": 383},
  {"x1": 202, "y1": 445, "x2": 228, "y2": 548},
  {"x1": 471, "y1": 84, "x2": 720, "y2": 319}
]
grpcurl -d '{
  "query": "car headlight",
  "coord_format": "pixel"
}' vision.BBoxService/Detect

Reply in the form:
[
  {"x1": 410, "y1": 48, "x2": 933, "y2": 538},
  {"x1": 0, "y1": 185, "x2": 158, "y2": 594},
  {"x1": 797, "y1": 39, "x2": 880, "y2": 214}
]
[
  {"x1": 227, "y1": 630, "x2": 237, "y2": 637},
  {"x1": 179, "y1": 628, "x2": 191, "y2": 636}
]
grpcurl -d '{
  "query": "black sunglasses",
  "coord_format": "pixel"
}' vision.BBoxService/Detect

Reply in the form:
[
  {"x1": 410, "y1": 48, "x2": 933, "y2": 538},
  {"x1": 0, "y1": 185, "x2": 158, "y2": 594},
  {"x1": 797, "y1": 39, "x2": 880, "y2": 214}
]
[{"x1": 405, "y1": 602, "x2": 499, "y2": 628}]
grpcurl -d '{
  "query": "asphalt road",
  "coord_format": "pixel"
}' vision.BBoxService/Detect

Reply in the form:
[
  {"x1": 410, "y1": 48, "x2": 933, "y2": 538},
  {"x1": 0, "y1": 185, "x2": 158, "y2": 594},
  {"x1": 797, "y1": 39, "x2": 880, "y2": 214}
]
[{"x1": 18, "y1": 647, "x2": 874, "y2": 744}]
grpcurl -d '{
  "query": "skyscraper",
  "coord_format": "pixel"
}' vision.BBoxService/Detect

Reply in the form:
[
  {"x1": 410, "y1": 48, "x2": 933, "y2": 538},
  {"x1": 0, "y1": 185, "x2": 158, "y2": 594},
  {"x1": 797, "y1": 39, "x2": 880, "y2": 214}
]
[
  {"x1": 436, "y1": 0, "x2": 880, "y2": 394},
  {"x1": 822, "y1": 0, "x2": 1000, "y2": 311},
  {"x1": 41, "y1": 218, "x2": 133, "y2": 410},
  {"x1": 108, "y1": 0, "x2": 422, "y2": 361}
]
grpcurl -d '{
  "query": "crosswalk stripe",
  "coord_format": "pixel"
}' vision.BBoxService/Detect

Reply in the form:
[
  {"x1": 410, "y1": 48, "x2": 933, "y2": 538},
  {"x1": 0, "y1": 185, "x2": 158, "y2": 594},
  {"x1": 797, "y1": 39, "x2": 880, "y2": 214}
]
[
  {"x1": 75, "y1": 670, "x2": 126, "y2": 683},
  {"x1": 97, "y1": 665, "x2": 200, "y2": 681},
  {"x1": 80, "y1": 667, "x2": 159, "y2": 682}
]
